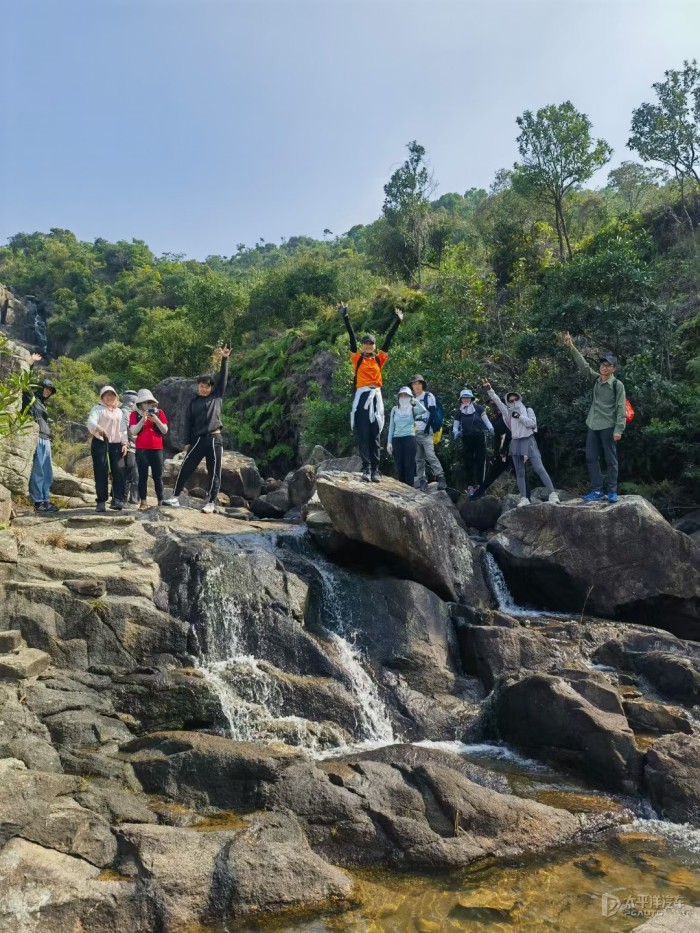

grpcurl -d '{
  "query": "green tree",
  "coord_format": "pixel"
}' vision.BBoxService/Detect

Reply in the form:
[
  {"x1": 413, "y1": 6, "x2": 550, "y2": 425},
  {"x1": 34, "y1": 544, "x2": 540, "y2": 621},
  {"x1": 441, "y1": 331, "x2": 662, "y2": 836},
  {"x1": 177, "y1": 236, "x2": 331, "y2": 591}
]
[
  {"x1": 382, "y1": 140, "x2": 436, "y2": 284},
  {"x1": 513, "y1": 102, "x2": 612, "y2": 260},
  {"x1": 606, "y1": 161, "x2": 668, "y2": 211},
  {"x1": 628, "y1": 60, "x2": 700, "y2": 228}
]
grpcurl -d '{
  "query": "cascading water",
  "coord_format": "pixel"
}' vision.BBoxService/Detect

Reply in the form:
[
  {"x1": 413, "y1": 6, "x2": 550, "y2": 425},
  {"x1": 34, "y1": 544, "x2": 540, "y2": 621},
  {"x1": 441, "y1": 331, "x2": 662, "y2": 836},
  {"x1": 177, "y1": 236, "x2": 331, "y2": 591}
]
[
  {"x1": 197, "y1": 531, "x2": 394, "y2": 756},
  {"x1": 483, "y1": 550, "x2": 571, "y2": 619}
]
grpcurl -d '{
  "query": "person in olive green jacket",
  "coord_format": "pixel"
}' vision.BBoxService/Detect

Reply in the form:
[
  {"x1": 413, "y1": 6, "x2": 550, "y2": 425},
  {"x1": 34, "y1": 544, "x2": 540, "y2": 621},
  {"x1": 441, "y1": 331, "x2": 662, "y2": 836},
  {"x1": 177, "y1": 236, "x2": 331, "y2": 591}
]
[{"x1": 561, "y1": 332, "x2": 627, "y2": 503}]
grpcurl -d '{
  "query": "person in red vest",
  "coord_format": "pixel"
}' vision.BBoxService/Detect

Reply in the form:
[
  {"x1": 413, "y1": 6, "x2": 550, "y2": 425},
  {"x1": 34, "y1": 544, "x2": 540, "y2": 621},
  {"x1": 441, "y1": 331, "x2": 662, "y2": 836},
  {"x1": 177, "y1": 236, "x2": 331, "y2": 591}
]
[
  {"x1": 337, "y1": 303, "x2": 403, "y2": 482},
  {"x1": 129, "y1": 389, "x2": 169, "y2": 510}
]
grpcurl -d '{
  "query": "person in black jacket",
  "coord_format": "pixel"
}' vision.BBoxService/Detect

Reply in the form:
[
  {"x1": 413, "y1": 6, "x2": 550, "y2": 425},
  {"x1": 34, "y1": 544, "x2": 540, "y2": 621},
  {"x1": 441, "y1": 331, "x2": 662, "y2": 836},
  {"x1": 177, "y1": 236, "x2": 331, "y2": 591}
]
[
  {"x1": 163, "y1": 345, "x2": 231, "y2": 513},
  {"x1": 452, "y1": 388, "x2": 494, "y2": 493},
  {"x1": 23, "y1": 363, "x2": 59, "y2": 513}
]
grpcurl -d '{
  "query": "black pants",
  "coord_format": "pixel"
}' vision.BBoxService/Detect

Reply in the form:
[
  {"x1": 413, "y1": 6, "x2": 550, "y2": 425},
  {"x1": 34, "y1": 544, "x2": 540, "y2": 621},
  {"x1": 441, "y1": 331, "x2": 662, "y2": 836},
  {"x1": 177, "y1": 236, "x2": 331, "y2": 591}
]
[
  {"x1": 461, "y1": 433, "x2": 487, "y2": 487},
  {"x1": 136, "y1": 448, "x2": 164, "y2": 502},
  {"x1": 124, "y1": 450, "x2": 139, "y2": 502},
  {"x1": 92, "y1": 439, "x2": 126, "y2": 504},
  {"x1": 173, "y1": 434, "x2": 223, "y2": 503},
  {"x1": 393, "y1": 436, "x2": 417, "y2": 486},
  {"x1": 586, "y1": 427, "x2": 619, "y2": 493},
  {"x1": 355, "y1": 405, "x2": 381, "y2": 471}
]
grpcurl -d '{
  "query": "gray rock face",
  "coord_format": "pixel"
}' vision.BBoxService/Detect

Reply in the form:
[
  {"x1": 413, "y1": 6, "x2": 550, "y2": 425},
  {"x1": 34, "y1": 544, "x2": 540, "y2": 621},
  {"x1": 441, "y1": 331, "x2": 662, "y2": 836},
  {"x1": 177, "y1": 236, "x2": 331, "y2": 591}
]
[
  {"x1": 456, "y1": 623, "x2": 560, "y2": 690},
  {"x1": 316, "y1": 472, "x2": 489, "y2": 604},
  {"x1": 488, "y1": 496, "x2": 700, "y2": 639},
  {"x1": 251, "y1": 484, "x2": 290, "y2": 518},
  {"x1": 622, "y1": 698, "x2": 692, "y2": 735},
  {"x1": 121, "y1": 731, "x2": 304, "y2": 810},
  {"x1": 21, "y1": 796, "x2": 117, "y2": 867},
  {"x1": 0, "y1": 760, "x2": 79, "y2": 846},
  {"x1": 163, "y1": 449, "x2": 262, "y2": 500},
  {"x1": 644, "y1": 733, "x2": 700, "y2": 827},
  {"x1": 0, "y1": 837, "x2": 148, "y2": 933},
  {"x1": 117, "y1": 813, "x2": 352, "y2": 931},
  {"x1": 288, "y1": 464, "x2": 316, "y2": 507},
  {"x1": 0, "y1": 339, "x2": 38, "y2": 495},
  {"x1": 458, "y1": 494, "x2": 502, "y2": 531},
  {"x1": 0, "y1": 686, "x2": 63, "y2": 772},
  {"x1": 153, "y1": 376, "x2": 197, "y2": 451},
  {"x1": 494, "y1": 670, "x2": 643, "y2": 793}
]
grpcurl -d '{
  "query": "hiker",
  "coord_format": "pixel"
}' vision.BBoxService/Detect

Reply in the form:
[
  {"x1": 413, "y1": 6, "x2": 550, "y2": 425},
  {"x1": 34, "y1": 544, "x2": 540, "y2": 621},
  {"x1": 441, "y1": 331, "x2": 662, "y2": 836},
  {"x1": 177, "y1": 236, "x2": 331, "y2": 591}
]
[
  {"x1": 452, "y1": 388, "x2": 494, "y2": 494},
  {"x1": 121, "y1": 390, "x2": 140, "y2": 505},
  {"x1": 337, "y1": 302, "x2": 403, "y2": 483},
  {"x1": 129, "y1": 389, "x2": 169, "y2": 511},
  {"x1": 469, "y1": 399, "x2": 527, "y2": 500},
  {"x1": 409, "y1": 374, "x2": 447, "y2": 491},
  {"x1": 387, "y1": 387, "x2": 427, "y2": 486},
  {"x1": 561, "y1": 332, "x2": 626, "y2": 503},
  {"x1": 23, "y1": 354, "x2": 58, "y2": 514},
  {"x1": 87, "y1": 386, "x2": 129, "y2": 512},
  {"x1": 482, "y1": 379, "x2": 560, "y2": 506},
  {"x1": 163, "y1": 344, "x2": 231, "y2": 513}
]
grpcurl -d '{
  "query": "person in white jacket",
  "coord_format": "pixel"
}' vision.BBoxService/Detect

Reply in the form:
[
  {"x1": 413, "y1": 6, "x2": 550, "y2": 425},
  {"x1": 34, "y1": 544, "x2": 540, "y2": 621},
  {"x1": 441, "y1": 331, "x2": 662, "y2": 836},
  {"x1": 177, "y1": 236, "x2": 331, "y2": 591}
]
[
  {"x1": 482, "y1": 379, "x2": 560, "y2": 507},
  {"x1": 87, "y1": 386, "x2": 129, "y2": 512}
]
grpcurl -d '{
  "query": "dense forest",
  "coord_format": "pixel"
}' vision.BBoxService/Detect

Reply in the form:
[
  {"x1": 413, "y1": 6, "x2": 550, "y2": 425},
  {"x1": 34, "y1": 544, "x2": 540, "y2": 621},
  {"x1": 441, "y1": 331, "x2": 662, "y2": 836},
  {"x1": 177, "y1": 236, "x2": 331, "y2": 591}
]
[{"x1": 1, "y1": 62, "x2": 699, "y2": 514}]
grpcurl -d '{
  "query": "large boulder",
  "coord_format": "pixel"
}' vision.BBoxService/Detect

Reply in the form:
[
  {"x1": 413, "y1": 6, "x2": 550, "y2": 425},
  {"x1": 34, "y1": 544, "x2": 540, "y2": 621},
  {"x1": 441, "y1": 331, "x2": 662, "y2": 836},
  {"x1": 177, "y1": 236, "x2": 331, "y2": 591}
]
[
  {"x1": 456, "y1": 623, "x2": 561, "y2": 690},
  {"x1": 488, "y1": 496, "x2": 700, "y2": 640},
  {"x1": 117, "y1": 813, "x2": 352, "y2": 930},
  {"x1": 0, "y1": 837, "x2": 147, "y2": 933},
  {"x1": 152, "y1": 376, "x2": 197, "y2": 451},
  {"x1": 315, "y1": 472, "x2": 489, "y2": 604},
  {"x1": 0, "y1": 339, "x2": 38, "y2": 495},
  {"x1": 644, "y1": 733, "x2": 700, "y2": 826},
  {"x1": 163, "y1": 449, "x2": 262, "y2": 500},
  {"x1": 458, "y1": 494, "x2": 502, "y2": 531},
  {"x1": 493, "y1": 670, "x2": 643, "y2": 793}
]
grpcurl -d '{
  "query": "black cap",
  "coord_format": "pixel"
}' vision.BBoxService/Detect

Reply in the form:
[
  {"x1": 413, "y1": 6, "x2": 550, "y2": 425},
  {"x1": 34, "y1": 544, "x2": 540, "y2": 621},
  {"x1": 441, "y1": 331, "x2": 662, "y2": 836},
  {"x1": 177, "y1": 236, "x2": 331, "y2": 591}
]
[
  {"x1": 598, "y1": 352, "x2": 617, "y2": 365},
  {"x1": 360, "y1": 334, "x2": 376, "y2": 345},
  {"x1": 196, "y1": 374, "x2": 216, "y2": 386},
  {"x1": 39, "y1": 378, "x2": 56, "y2": 395}
]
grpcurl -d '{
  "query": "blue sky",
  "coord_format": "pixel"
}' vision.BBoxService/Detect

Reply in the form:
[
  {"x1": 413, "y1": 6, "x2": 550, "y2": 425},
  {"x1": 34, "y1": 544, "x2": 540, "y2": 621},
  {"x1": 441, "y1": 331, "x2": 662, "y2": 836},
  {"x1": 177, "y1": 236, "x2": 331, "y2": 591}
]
[{"x1": 2, "y1": 0, "x2": 698, "y2": 259}]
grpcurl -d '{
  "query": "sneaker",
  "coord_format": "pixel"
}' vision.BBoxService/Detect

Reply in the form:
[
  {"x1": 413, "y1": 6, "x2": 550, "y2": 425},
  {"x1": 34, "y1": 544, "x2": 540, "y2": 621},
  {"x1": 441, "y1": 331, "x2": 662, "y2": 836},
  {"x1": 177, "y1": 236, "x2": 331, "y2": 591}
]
[
  {"x1": 162, "y1": 497, "x2": 181, "y2": 507},
  {"x1": 95, "y1": 502, "x2": 106, "y2": 513},
  {"x1": 360, "y1": 469, "x2": 371, "y2": 483},
  {"x1": 548, "y1": 492, "x2": 561, "y2": 504},
  {"x1": 201, "y1": 502, "x2": 216, "y2": 514},
  {"x1": 138, "y1": 501, "x2": 149, "y2": 512},
  {"x1": 517, "y1": 497, "x2": 530, "y2": 507},
  {"x1": 582, "y1": 490, "x2": 605, "y2": 502},
  {"x1": 418, "y1": 478, "x2": 428, "y2": 492},
  {"x1": 370, "y1": 471, "x2": 381, "y2": 483},
  {"x1": 33, "y1": 502, "x2": 47, "y2": 513},
  {"x1": 607, "y1": 491, "x2": 619, "y2": 503},
  {"x1": 436, "y1": 476, "x2": 447, "y2": 491},
  {"x1": 110, "y1": 499, "x2": 124, "y2": 511}
]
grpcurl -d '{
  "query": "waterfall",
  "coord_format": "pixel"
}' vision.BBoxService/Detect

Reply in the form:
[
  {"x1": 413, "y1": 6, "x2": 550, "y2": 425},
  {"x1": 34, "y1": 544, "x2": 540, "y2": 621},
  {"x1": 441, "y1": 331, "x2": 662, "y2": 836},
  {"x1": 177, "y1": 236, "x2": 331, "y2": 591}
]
[
  {"x1": 483, "y1": 551, "x2": 570, "y2": 619},
  {"x1": 197, "y1": 535, "x2": 394, "y2": 756}
]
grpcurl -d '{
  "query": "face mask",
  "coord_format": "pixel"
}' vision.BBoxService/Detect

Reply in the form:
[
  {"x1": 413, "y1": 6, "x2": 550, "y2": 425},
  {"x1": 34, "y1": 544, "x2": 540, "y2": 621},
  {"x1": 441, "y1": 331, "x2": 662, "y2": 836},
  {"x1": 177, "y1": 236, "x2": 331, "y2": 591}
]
[{"x1": 398, "y1": 397, "x2": 412, "y2": 412}]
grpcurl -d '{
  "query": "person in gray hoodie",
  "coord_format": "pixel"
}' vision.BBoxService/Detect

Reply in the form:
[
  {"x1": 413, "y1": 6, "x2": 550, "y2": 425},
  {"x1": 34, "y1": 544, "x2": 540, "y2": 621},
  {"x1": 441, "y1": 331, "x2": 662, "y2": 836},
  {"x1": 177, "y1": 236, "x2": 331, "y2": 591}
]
[{"x1": 482, "y1": 379, "x2": 560, "y2": 507}]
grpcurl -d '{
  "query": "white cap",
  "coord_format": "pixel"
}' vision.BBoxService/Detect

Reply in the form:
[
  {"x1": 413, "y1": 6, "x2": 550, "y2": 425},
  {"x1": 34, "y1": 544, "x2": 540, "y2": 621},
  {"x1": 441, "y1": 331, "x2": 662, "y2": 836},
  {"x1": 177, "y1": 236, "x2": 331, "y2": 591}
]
[
  {"x1": 460, "y1": 388, "x2": 475, "y2": 398},
  {"x1": 136, "y1": 389, "x2": 158, "y2": 406},
  {"x1": 100, "y1": 385, "x2": 118, "y2": 399},
  {"x1": 398, "y1": 386, "x2": 413, "y2": 396}
]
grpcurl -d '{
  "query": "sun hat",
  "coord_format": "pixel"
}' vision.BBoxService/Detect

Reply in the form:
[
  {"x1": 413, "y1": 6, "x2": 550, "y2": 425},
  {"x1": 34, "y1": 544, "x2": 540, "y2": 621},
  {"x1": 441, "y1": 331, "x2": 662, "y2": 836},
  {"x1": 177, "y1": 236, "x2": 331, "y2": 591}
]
[
  {"x1": 136, "y1": 389, "x2": 158, "y2": 406},
  {"x1": 99, "y1": 385, "x2": 118, "y2": 399},
  {"x1": 398, "y1": 386, "x2": 413, "y2": 396},
  {"x1": 459, "y1": 388, "x2": 475, "y2": 399}
]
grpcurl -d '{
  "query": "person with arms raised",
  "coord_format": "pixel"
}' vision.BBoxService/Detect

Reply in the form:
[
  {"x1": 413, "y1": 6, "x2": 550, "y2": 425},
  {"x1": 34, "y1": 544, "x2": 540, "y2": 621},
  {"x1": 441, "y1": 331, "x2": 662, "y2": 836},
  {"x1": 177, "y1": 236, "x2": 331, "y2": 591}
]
[
  {"x1": 163, "y1": 344, "x2": 231, "y2": 514},
  {"x1": 337, "y1": 302, "x2": 403, "y2": 483}
]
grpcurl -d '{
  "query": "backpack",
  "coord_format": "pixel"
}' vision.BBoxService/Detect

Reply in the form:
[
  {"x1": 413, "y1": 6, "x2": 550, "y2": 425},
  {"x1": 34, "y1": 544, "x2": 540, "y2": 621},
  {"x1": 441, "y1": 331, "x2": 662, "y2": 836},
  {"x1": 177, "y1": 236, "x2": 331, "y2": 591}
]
[
  {"x1": 614, "y1": 380, "x2": 635, "y2": 424},
  {"x1": 455, "y1": 404, "x2": 486, "y2": 437},
  {"x1": 422, "y1": 391, "x2": 444, "y2": 433}
]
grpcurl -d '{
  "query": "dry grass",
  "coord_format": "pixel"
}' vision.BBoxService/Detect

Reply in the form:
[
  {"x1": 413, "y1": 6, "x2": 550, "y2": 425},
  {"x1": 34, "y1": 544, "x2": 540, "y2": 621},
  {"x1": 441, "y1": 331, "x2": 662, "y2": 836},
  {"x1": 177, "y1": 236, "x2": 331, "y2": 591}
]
[{"x1": 44, "y1": 531, "x2": 67, "y2": 549}]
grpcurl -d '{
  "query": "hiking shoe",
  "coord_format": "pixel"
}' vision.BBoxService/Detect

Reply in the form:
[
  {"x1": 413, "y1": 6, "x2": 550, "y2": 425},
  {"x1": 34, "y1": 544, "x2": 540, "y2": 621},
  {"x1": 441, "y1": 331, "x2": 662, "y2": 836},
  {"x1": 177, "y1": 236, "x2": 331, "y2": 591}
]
[
  {"x1": 517, "y1": 497, "x2": 530, "y2": 507},
  {"x1": 33, "y1": 502, "x2": 47, "y2": 513},
  {"x1": 43, "y1": 502, "x2": 59, "y2": 513},
  {"x1": 607, "y1": 491, "x2": 619, "y2": 503},
  {"x1": 138, "y1": 501, "x2": 149, "y2": 512},
  {"x1": 95, "y1": 502, "x2": 106, "y2": 513},
  {"x1": 360, "y1": 469, "x2": 371, "y2": 483},
  {"x1": 162, "y1": 497, "x2": 181, "y2": 507},
  {"x1": 436, "y1": 476, "x2": 447, "y2": 491},
  {"x1": 110, "y1": 499, "x2": 124, "y2": 511},
  {"x1": 418, "y1": 478, "x2": 428, "y2": 492},
  {"x1": 370, "y1": 471, "x2": 381, "y2": 483},
  {"x1": 201, "y1": 502, "x2": 216, "y2": 514},
  {"x1": 582, "y1": 490, "x2": 605, "y2": 502},
  {"x1": 548, "y1": 492, "x2": 561, "y2": 504}
]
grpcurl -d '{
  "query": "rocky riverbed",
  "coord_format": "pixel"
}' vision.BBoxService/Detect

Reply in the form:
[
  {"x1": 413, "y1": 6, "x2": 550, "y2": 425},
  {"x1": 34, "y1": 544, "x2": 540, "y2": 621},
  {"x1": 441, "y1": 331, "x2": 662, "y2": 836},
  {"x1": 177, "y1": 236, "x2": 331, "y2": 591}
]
[{"x1": 0, "y1": 441, "x2": 699, "y2": 930}]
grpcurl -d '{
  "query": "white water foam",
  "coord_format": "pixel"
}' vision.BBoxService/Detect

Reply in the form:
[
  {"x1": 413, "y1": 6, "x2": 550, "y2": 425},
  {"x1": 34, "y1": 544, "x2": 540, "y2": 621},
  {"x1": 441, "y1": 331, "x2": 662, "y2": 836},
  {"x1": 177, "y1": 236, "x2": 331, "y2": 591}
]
[{"x1": 622, "y1": 819, "x2": 700, "y2": 855}]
